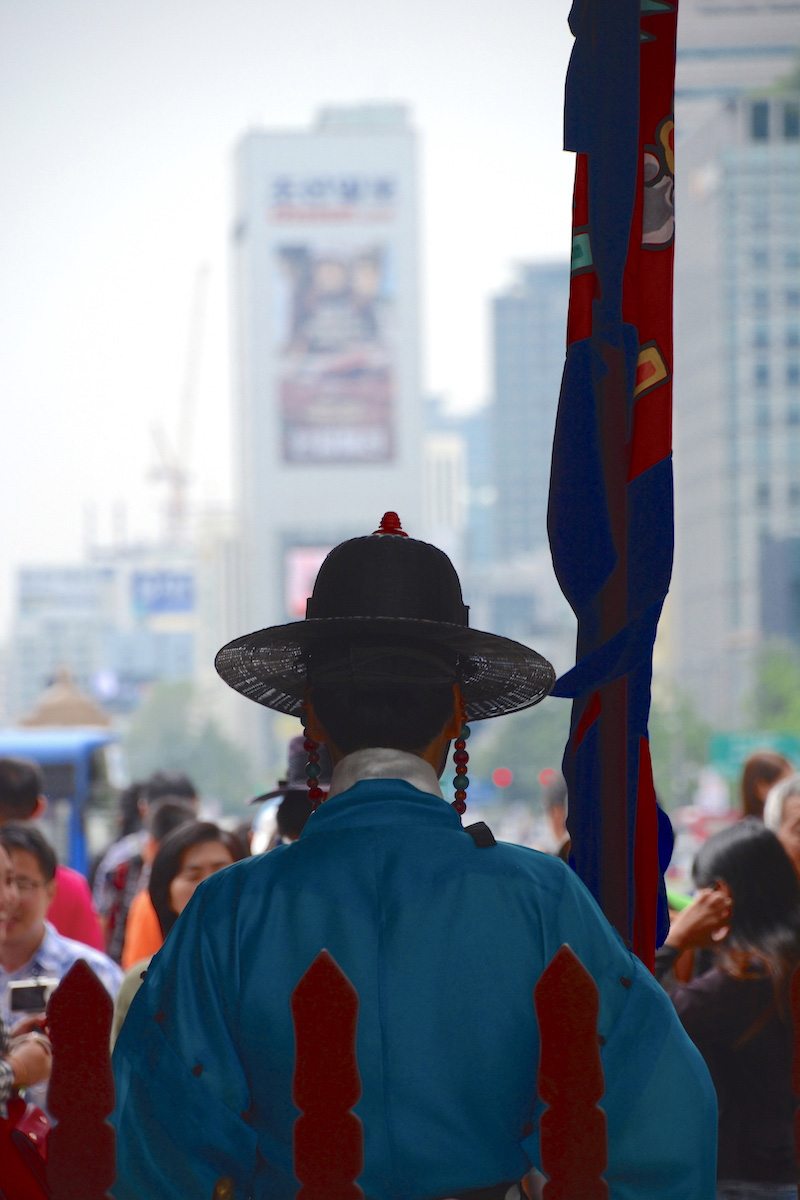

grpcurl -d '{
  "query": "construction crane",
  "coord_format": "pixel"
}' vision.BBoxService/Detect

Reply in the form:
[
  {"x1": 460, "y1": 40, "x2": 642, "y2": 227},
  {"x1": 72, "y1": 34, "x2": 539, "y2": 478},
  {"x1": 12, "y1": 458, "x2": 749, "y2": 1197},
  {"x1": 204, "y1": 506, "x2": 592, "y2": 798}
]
[{"x1": 149, "y1": 263, "x2": 210, "y2": 546}]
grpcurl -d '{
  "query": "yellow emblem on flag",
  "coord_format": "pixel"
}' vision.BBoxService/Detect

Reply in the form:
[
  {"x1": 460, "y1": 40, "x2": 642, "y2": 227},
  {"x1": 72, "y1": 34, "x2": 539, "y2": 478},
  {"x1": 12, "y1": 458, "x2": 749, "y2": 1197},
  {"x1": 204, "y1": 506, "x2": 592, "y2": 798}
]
[{"x1": 634, "y1": 343, "x2": 668, "y2": 398}]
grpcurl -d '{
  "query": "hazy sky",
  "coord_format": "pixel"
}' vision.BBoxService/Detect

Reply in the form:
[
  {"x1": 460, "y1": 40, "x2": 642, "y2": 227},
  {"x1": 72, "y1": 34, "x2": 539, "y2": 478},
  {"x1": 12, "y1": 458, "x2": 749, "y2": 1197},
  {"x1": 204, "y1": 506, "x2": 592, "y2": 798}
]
[{"x1": 0, "y1": 0, "x2": 575, "y2": 635}]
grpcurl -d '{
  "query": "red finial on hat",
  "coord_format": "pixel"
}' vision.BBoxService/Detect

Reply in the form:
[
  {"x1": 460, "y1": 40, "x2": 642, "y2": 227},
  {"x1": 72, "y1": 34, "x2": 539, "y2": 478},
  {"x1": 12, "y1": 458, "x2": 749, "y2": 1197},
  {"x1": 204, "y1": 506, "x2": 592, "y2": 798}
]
[{"x1": 372, "y1": 512, "x2": 408, "y2": 537}]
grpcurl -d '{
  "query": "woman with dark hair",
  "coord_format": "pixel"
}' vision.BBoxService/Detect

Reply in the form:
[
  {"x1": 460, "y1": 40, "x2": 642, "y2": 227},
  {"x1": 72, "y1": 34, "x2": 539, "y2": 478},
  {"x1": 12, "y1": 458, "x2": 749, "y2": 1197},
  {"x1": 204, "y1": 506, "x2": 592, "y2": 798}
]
[
  {"x1": 110, "y1": 822, "x2": 248, "y2": 1048},
  {"x1": 740, "y1": 751, "x2": 792, "y2": 820},
  {"x1": 148, "y1": 822, "x2": 248, "y2": 939},
  {"x1": 665, "y1": 819, "x2": 800, "y2": 1199}
]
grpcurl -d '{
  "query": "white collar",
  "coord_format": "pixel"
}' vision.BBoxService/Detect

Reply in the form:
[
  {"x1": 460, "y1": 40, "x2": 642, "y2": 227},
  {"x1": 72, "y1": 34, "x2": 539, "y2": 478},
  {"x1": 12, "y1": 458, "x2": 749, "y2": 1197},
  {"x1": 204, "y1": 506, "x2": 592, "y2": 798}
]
[{"x1": 326, "y1": 748, "x2": 444, "y2": 801}]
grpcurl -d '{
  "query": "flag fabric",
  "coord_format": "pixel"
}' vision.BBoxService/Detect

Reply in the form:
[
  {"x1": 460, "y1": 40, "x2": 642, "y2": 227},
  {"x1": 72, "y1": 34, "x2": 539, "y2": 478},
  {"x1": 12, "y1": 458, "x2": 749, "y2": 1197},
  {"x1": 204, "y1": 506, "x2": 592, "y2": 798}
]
[{"x1": 548, "y1": 0, "x2": 678, "y2": 968}]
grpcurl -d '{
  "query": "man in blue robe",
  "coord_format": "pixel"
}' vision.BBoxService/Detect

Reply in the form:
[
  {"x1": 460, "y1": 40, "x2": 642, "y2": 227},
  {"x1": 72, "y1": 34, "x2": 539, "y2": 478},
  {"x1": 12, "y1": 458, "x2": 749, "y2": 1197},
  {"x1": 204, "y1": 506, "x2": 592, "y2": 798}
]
[{"x1": 111, "y1": 517, "x2": 716, "y2": 1199}]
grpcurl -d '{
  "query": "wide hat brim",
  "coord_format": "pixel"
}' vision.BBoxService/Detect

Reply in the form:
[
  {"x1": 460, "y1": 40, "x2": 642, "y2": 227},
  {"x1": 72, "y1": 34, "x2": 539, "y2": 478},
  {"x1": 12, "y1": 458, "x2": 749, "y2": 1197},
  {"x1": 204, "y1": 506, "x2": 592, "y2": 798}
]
[
  {"x1": 248, "y1": 784, "x2": 330, "y2": 804},
  {"x1": 215, "y1": 616, "x2": 556, "y2": 722}
]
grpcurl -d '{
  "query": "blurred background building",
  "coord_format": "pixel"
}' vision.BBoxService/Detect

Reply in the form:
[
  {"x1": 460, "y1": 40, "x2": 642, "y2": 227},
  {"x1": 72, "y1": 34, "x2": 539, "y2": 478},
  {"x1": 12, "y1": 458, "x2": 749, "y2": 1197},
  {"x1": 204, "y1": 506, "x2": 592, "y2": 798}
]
[
  {"x1": 483, "y1": 261, "x2": 574, "y2": 667},
  {"x1": 6, "y1": 551, "x2": 196, "y2": 721},
  {"x1": 3, "y1": 513, "x2": 242, "y2": 726},
  {"x1": 4, "y1": 1, "x2": 798, "y2": 815},
  {"x1": 492, "y1": 262, "x2": 569, "y2": 563},
  {"x1": 671, "y1": 0, "x2": 800, "y2": 728},
  {"x1": 675, "y1": 0, "x2": 799, "y2": 137},
  {"x1": 422, "y1": 395, "x2": 468, "y2": 571},
  {"x1": 420, "y1": 261, "x2": 576, "y2": 676}
]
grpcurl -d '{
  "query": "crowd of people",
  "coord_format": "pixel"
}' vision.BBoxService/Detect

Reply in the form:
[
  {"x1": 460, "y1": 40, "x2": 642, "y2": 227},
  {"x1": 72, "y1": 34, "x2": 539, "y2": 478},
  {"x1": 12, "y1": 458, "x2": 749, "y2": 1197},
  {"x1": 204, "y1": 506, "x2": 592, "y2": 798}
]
[
  {"x1": 1, "y1": 746, "x2": 799, "y2": 1198},
  {"x1": 0, "y1": 744, "x2": 323, "y2": 1165},
  {"x1": 0, "y1": 526, "x2": 799, "y2": 1199}
]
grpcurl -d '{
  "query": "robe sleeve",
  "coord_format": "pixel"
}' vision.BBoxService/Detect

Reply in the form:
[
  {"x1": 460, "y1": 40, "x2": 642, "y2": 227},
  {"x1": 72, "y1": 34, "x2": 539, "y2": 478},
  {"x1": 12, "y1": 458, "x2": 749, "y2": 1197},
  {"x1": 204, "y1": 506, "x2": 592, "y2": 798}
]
[
  {"x1": 111, "y1": 881, "x2": 258, "y2": 1200},
  {"x1": 520, "y1": 860, "x2": 718, "y2": 1200}
]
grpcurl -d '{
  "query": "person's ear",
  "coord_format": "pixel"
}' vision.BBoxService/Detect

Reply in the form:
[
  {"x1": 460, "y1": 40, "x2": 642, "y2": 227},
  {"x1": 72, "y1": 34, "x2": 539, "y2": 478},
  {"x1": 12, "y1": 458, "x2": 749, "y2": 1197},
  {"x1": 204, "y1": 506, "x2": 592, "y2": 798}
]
[
  {"x1": 33, "y1": 795, "x2": 47, "y2": 820},
  {"x1": 303, "y1": 691, "x2": 327, "y2": 744}
]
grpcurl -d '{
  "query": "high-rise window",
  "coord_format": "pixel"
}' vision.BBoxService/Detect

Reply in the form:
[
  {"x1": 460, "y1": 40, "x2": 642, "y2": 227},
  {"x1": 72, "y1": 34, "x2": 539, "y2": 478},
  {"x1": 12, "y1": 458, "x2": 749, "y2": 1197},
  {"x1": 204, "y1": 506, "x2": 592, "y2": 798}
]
[
  {"x1": 785, "y1": 104, "x2": 800, "y2": 141},
  {"x1": 751, "y1": 101, "x2": 770, "y2": 141},
  {"x1": 755, "y1": 362, "x2": 770, "y2": 387}
]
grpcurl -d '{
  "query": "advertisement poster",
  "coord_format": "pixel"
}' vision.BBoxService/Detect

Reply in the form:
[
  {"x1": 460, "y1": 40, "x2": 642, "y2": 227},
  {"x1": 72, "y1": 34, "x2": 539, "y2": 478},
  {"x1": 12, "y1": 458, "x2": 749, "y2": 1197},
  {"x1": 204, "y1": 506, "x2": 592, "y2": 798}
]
[{"x1": 274, "y1": 243, "x2": 395, "y2": 463}]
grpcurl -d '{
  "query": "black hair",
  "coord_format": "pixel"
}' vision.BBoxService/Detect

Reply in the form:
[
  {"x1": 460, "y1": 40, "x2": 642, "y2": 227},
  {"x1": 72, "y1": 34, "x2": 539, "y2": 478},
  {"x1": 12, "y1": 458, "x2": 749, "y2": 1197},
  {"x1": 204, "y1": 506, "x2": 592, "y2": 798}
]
[
  {"x1": 308, "y1": 638, "x2": 457, "y2": 755},
  {"x1": 0, "y1": 757, "x2": 43, "y2": 820},
  {"x1": 146, "y1": 797, "x2": 197, "y2": 844},
  {"x1": 311, "y1": 681, "x2": 456, "y2": 755},
  {"x1": 118, "y1": 781, "x2": 147, "y2": 837},
  {"x1": 693, "y1": 818, "x2": 800, "y2": 990},
  {"x1": 276, "y1": 791, "x2": 314, "y2": 840},
  {"x1": 149, "y1": 821, "x2": 248, "y2": 938},
  {"x1": 0, "y1": 822, "x2": 57, "y2": 882},
  {"x1": 143, "y1": 771, "x2": 198, "y2": 806},
  {"x1": 741, "y1": 751, "x2": 792, "y2": 818}
]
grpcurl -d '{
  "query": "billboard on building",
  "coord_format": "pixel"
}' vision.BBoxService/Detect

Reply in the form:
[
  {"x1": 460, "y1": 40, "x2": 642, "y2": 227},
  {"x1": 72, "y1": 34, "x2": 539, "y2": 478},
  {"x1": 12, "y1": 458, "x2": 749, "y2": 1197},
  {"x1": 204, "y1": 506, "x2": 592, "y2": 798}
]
[
  {"x1": 131, "y1": 571, "x2": 195, "y2": 617},
  {"x1": 274, "y1": 242, "x2": 395, "y2": 464},
  {"x1": 268, "y1": 172, "x2": 396, "y2": 223}
]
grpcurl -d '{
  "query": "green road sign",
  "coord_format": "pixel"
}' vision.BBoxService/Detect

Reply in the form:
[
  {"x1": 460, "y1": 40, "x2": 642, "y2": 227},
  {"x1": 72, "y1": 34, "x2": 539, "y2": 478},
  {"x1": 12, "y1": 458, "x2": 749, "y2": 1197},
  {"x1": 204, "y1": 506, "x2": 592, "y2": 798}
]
[{"x1": 709, "y1": 731, "x2": 800, "y2": 781}]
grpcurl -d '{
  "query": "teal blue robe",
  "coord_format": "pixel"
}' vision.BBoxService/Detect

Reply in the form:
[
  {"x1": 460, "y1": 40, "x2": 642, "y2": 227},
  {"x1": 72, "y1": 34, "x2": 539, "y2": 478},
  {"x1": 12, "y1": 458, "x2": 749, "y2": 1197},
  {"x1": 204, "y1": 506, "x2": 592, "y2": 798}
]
[{"x1": 111, "y1": 780, "x2": 716, "y2": 1198}]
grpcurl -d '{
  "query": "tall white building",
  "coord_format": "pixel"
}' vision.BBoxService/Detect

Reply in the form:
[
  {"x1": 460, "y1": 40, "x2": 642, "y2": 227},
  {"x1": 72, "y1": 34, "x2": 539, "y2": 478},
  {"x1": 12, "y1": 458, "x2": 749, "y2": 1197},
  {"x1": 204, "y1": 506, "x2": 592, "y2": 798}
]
[
  {"x1": 231, "y1": 105, "x2": 423, "y2": 665},
  {"x1": 672, "y1": 87, "x2": 800, "y2": 726}
]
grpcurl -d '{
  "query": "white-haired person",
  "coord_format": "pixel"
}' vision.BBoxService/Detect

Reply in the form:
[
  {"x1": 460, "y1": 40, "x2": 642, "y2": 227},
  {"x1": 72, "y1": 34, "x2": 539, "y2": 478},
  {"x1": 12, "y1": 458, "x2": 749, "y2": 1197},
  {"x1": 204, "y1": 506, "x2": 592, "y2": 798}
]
[
  {"x1": 764, "y1": 772, "x2": 800, "y2": 878},
  {"x1": 111, "y1": 515, "x2": 716, "y2": 1200}
]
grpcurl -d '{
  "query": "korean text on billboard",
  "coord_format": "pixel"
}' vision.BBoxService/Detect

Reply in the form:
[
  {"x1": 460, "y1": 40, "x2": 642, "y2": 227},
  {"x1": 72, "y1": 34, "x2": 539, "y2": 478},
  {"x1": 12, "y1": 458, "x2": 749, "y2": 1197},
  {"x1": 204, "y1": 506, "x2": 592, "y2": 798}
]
[{"x1": 131, "y1": 572, "x2": 195, "y2": 616}]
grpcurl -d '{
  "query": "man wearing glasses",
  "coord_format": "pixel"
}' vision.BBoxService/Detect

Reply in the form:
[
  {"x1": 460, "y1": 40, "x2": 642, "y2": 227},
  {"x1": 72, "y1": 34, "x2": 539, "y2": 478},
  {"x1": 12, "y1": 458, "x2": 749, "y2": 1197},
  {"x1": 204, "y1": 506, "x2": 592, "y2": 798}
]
[{"x1": 0, "y1": 823, "x2": 122, "y2": 1114}]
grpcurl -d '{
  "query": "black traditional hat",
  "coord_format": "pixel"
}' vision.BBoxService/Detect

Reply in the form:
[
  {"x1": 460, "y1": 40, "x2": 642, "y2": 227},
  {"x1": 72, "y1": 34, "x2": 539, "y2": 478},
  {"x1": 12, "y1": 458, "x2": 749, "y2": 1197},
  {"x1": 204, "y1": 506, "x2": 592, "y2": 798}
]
[{"x1": 215, "y1": 513, "x2": 556, "y2": 722}]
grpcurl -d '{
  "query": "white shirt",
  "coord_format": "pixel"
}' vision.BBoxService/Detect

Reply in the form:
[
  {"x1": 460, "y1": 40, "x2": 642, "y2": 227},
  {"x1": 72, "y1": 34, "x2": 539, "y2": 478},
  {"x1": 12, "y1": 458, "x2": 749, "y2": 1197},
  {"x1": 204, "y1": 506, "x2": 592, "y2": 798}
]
[
  {"x1": 326, "y1": 747, "x2": 444, "y2": 801},
  {"x1": 1, "y1": 920, "x2": 123, "y2": 1113}
]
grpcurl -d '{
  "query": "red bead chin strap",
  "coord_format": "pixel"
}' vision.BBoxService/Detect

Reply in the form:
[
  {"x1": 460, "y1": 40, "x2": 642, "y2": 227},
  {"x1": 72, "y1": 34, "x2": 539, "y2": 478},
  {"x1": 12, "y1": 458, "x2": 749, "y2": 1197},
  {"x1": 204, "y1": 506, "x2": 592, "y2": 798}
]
[
  {"x1": 452, "y1": 700, "x2": 470, "y2": 816},
  {"x1": 300, "y1": 703, "x2": 326, "y2": 809},
  {"x1": 303, "y1": 735, "x2": 325, "y2": 808}
]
